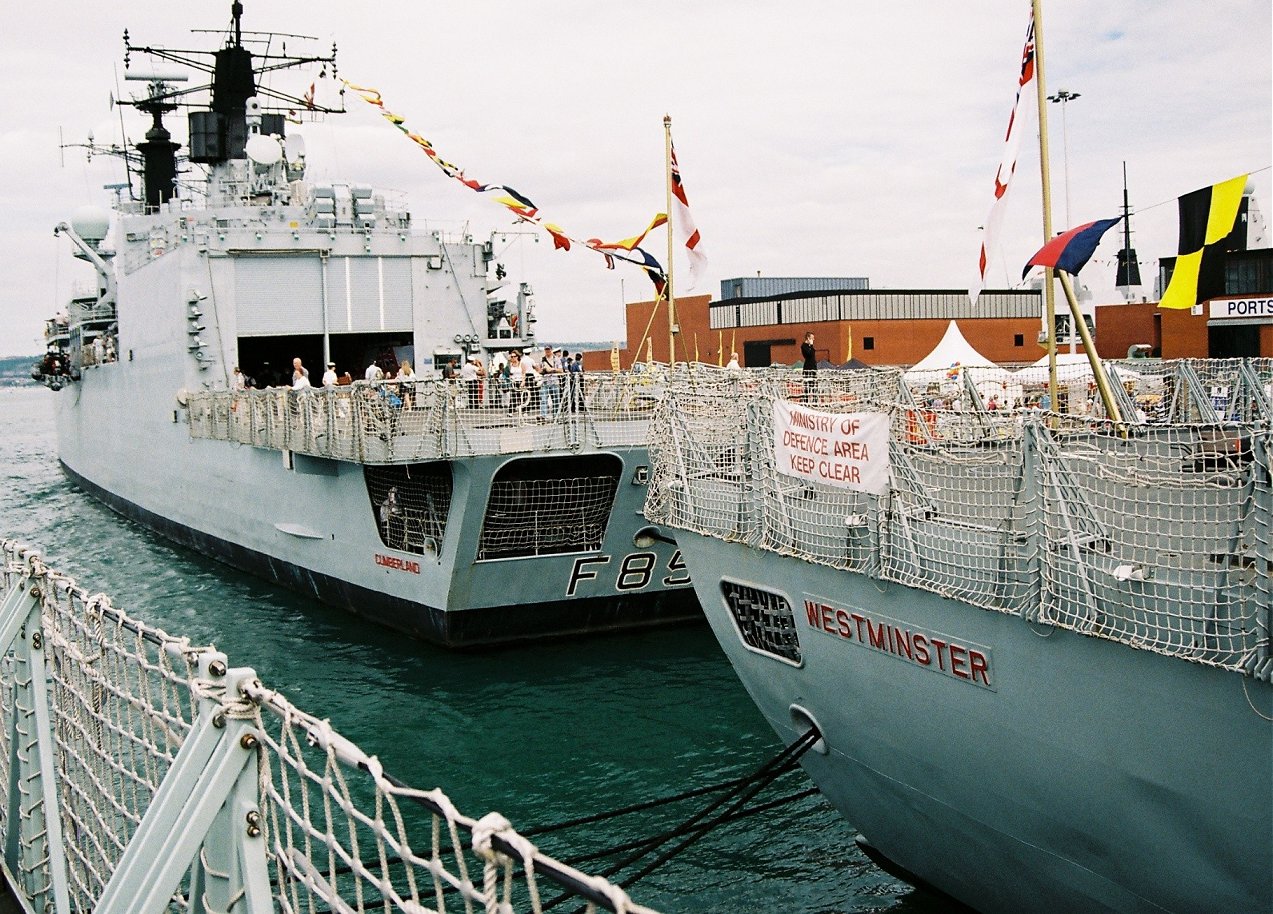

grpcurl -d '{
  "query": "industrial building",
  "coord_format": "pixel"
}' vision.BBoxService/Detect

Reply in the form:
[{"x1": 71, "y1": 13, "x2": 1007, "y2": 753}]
[
  {"x1": 586, "y1": 283, "x2": 1046, "y2": 370},
  {"x1": 583, "y1": 238, "x2": 1272, "y2": 370},
  {"x1": 1095, "y1": 247, "x2": 1273, "y2": 359}
]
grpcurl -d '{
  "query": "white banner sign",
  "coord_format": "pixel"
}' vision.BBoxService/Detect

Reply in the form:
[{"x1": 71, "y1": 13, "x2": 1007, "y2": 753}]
[
  {"x1": 1209, "y1": 296, "x2": 1273, "y2": 320},
  {"x1": 773, "y1": 401, "x2": 890, "y2": 494}
]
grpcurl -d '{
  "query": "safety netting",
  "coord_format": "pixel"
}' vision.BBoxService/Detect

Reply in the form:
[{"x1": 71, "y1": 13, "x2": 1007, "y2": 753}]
[
  {"x1": 187, "y1": 371, "x2": 667, "y2": 462},
  {"x1": 648, "y1": 363, "x2": 1272, "y2": 679},
  {"x1": 0, "y1": 542, "x2": 659, "y2": 913}
]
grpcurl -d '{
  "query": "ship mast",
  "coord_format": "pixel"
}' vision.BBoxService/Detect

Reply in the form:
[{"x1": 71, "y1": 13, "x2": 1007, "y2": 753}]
[
  {"x1": 1115, "y1": 161, "x2": 1142, "y2": 300},
  {"x1": 1030, "y1": 0, "x2": 1122, "y2": 423}
]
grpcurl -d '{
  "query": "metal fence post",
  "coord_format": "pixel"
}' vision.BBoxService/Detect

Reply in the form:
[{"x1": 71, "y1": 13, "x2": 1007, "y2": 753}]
[
  {"x1": 95, "y1": 658, "x2": 270, "y2": 914},
  {"x1": 0, "y1": 559, "x2": 73, "y2": 914}
]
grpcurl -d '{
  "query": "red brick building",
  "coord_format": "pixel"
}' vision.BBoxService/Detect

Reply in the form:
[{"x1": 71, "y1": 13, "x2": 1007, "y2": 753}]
[
  {"x1": 583, "y1": 288, "x2": 1047, "y2": 370},
  {"x1": 1096, "y1": 249, "x2": 1273, "y2": 359}
]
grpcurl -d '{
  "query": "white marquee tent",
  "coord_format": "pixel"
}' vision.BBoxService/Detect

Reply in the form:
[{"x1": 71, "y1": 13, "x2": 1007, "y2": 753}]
[{"x1": 905, "y1": 321, "x2": 1014, "y2": 382}]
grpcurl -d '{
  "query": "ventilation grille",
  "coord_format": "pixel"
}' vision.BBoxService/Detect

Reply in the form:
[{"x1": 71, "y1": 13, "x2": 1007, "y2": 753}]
[
  {"x1": 722, "y1": 582, "x2": 801, "y2": 663},
  {"x1": 478, "y1": 455, "x2": 622, "y2": 560}
]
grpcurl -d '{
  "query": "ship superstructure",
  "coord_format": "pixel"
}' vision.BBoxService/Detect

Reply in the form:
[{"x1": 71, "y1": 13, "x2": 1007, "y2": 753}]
[{"x1": 38, "y1": 3, "x2": 698, "y2": 646}]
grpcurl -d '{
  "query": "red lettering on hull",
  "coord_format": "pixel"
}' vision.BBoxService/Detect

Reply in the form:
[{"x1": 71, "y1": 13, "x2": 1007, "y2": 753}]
[
  {"x1": 804, "y1": 597, "x2": 994, "y2": 690},
  {"x1": 374, "y1": 553, "x2": 421, "y2": 574}
]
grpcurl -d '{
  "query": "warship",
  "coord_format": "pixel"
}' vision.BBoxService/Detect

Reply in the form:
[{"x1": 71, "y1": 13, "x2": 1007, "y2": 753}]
[
  {"x1": 645, "y1": 1, "x2": 1272, "y2": 904},
  {"x1": 34, "y1": 3, "x2": 697, "y2": 647},
  {"x1": 647, "y1": 360, "x2": 1272, "y2": 911}
]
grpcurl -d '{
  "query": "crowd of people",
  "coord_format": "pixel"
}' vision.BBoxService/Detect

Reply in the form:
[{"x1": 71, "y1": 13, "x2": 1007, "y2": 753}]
[{"x1": 232, "y1": 346, "x2": 587, "y2": 420}]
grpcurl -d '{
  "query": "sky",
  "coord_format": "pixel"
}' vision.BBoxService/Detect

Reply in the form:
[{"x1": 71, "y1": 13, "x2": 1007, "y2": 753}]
[{"x1": 1, "y1": 0, "x2": 1269, "y2": 357}]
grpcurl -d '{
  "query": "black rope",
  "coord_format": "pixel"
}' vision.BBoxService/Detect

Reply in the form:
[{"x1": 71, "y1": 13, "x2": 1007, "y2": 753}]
[
  {"x1": 611, "y1": 733, "x2": 819, "y2": 887},
  {"x1": 560, "y1": 751, "x2": 808, "y2": 867},
  {"x1": 520, "y1": 771, "x2": 761, "y2": 837},
  {"x1": 541, "y1": 727, "x2": 822, "y2": 911},
  {"x1": 290, "y1": 728, "x2": 822, "y2": 914}
]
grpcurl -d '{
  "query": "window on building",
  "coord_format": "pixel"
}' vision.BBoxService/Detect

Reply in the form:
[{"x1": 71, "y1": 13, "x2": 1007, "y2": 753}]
[
  {"x1": 863, "y1": 337, "x2": 875, "y2": 351},
  {"x1": 1014, "y1": 334, "x2": 1024, "y2": 347}
]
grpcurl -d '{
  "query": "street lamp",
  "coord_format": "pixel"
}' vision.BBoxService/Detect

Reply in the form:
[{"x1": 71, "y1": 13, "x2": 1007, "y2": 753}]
[{"x1": 1046, "y1": 89, "x2": 1081, "y2": 228}]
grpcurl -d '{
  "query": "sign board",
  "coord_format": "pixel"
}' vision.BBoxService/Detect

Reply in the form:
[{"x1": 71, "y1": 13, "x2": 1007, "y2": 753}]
[
  {"x1": 1209, "y1": 296, "x2": 1273, "y2": 321},
  {"x1": 772, "y1": 400, "x2": 890, "y2": 494}
]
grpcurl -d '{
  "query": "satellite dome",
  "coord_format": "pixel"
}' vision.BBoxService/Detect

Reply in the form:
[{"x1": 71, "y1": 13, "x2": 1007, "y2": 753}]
[
  {"x1": 71, "y1": 205, "x2": 111, "y2": 244},
  {"x1": 245, "y1": 134, "x2": 283, "y2": 167}
]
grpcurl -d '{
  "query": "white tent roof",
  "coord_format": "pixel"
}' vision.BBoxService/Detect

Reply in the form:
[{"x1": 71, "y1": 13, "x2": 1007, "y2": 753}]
[
  {"x1": 905, "y1": 321, "x2": 1013, "y2": 381},
  {"x1": 1017, "y1": 352, "x2": 1092, "y2": 381},
  {"x1": 1014, "y1": 352, "x2": 1138, "y2": 384}
]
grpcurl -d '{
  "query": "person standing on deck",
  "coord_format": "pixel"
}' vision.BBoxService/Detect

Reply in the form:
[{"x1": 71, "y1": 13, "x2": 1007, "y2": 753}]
[
  {"x1": 801, "y1": 332, "x2": 817, "y2": 374},
  {"x1": 800, "y1": 332, "x2": 817, "y2": 401},
  {"x1": 566, "y1": 350, "x2": 584, "y2": 411},
  {"x1": 460, "y1": 355, "x2": 483, "y2": 409},
  {"x1": 539, "y1": 346, "x2": 563, "y2": 420}
]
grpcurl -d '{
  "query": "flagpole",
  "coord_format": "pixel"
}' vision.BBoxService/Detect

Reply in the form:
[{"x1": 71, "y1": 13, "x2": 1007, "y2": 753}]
[
  {"x1": 664, "y1": 114, "x2": 677, "y2": 365},
  {"x1": 1031, "y1": 0, "x2": 1122, "y2": 424},
  {"x1": 1031, "y1": 0, "x2": 1060, "y2": 413}
]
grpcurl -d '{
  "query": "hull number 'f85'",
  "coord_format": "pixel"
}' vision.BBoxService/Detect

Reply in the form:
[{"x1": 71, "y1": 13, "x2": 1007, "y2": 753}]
[{"x1": 567, "y1": 551, "x2": 691, "y2": 596}]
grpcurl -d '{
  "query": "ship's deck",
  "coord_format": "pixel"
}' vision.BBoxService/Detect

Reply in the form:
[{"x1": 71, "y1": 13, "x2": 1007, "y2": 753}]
[{"x1": 188, "y1": 371, "x2": 665, "y2": 462}]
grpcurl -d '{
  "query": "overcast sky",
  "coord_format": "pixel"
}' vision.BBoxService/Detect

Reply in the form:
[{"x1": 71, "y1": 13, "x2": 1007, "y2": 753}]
[{"x1": 2, "y1": 0, "x2": 1269, "y2": 356}]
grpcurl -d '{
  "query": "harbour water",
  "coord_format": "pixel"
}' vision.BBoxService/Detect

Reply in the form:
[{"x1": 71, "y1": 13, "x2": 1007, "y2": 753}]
[{"x1": 2, "y1": 385, "x2": 946, "y2": 913}]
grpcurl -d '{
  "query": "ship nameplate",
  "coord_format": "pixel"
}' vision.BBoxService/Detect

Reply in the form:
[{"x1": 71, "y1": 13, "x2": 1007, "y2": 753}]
[{"x1": 803, "y1": 597, "x2": 995, "y2": 691}]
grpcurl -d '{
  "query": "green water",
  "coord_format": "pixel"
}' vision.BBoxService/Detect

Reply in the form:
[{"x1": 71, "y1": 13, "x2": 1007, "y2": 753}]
[{"x1": 2, "y1": 385, "x2": 948, "y2": 912}]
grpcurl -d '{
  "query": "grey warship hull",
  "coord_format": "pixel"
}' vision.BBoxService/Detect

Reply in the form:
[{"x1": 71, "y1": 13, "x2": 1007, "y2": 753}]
[
  {"x1": 673, "y1": 530, "x2": 1271, "y2": 912},
  {"x1": 649, "y1": 365, "x2": 1273, "y2": 912}
]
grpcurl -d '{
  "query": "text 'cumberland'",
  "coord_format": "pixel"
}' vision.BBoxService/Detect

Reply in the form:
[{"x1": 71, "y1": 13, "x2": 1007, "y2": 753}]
[{"x1": 805, "y1": 600, "x2": 994, "y2": 690}]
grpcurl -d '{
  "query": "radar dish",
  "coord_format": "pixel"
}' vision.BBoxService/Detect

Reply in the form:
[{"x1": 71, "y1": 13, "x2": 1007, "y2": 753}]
[
  {"x1": 71, "y1": 205, "x2": 111, "y2": 243},
  {"x1": 245, "y1": 134, "x2": 283, "y2": 167}
]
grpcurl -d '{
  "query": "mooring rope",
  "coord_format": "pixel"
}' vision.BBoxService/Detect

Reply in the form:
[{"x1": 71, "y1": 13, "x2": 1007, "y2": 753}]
[
  {"x1": 301, "y1": 727, "x2": 823, "y2": 914},
  {"x1": 539, "y1": 727, "x2": 824, "y2": 910}
]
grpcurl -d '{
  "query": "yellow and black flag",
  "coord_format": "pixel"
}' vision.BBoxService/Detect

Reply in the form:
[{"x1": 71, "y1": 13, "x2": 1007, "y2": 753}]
[{"x1": 1159, "y1": 174, "x2": 1247, "y2": 309}]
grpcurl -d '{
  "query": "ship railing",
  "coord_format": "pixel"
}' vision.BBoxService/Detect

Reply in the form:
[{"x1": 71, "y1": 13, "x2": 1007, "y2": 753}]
[
  {"x1": 647, "y1": 363, "x2": 1273, "y2": 680},
  {"x1": 187, "y1": 371, "x2": 667, "y2": 462},
  {"x1": 0, "y1": 540, "x2": 660, "y2": 914}
]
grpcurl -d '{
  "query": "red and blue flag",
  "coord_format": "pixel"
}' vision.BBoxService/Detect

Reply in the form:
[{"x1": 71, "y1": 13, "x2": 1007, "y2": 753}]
[{"x1": 1022, "y1": 217, "x2": 1120, "y2": 278}]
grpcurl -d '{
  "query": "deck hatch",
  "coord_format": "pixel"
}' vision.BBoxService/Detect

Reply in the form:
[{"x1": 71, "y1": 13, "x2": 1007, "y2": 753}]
[{"x1": 721, "y1": 582, "x2": 802, "y2": 663}]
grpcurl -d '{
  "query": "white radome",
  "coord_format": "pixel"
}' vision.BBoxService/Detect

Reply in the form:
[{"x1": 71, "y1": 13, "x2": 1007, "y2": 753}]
[
  {"x1": 71, "y1": 205, "x2": 111, "y2": 244},
  {"x1": 245, "y1": 134, "x2": 284, "y2": 167}
]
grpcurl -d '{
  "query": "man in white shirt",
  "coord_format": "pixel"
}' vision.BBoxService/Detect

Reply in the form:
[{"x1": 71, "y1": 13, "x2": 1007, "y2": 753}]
[
  {"x1": 459, "y1": 355, "x2": 484, "y2": 409},
  {"x1": 322, "y1": 361, "x2": 338, "y2": 388},
  {"x1": 365, "y1": 361, "x2": 384, "y2": 382}
]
